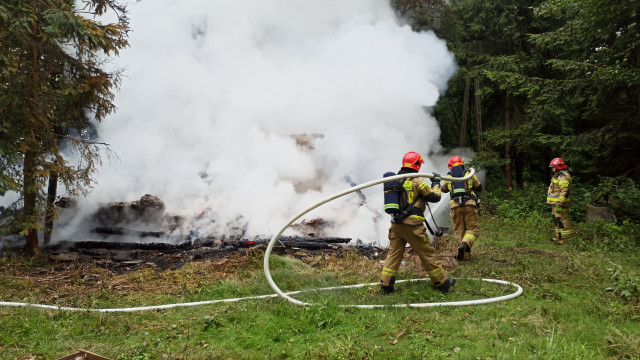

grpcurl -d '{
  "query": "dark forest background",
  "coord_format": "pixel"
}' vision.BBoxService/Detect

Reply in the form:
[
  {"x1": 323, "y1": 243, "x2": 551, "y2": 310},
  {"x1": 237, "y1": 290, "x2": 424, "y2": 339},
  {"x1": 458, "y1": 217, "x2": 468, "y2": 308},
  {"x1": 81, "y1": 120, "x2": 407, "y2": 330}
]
[{"x1": 393, "y1": 0, "x2": 639, "y2": 189}]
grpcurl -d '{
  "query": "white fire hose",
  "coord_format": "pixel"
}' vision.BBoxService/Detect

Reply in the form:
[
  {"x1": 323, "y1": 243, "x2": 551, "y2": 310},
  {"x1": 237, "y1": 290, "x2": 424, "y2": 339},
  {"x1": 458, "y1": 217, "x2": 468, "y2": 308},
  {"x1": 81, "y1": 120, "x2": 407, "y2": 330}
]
[
  {"x1": 0, "y1": 169, "x2": 522, "y2": 312},
  {"x1": 263, "y1": 169, "x2": 523, "y2": 307}
]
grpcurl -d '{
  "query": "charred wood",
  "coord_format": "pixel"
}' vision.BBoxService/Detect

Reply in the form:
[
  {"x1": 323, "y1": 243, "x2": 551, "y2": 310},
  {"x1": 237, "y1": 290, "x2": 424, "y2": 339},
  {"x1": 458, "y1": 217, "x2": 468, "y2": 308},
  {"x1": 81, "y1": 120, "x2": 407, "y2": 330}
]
[
  {"x1": 228, "y1": 236, "x2": 351, "y2": 250},
  {"x1": 92, "y1": 194, "x2": 165, "y2": 227},
  {"x1": 92, "y1": 226, "x2": 165, "y2": 238},
  {"x1": 279, "y1": 236, "x2": 351, "y2": 245},
  {"x1": 344, "y1": 175, "x2": 367, "y2": 203},
  {"x1": 49, "y1": 239, "x2": 192, "y2": 252}
]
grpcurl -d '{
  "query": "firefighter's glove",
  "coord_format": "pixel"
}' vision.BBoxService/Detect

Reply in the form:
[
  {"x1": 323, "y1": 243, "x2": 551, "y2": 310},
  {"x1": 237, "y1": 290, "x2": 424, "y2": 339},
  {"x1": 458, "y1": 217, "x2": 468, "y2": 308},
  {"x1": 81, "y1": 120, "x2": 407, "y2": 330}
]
[{"x1": 431, "y1": 173, "x2": 441, "y2": 187}]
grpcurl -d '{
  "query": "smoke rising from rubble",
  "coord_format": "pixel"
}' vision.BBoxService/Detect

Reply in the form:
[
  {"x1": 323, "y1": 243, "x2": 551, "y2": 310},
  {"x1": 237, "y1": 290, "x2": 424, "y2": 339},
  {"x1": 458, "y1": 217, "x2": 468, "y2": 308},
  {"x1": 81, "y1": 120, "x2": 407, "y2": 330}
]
[{"x1": 65, "y1": 0, "x2": 458, "y2": 245}]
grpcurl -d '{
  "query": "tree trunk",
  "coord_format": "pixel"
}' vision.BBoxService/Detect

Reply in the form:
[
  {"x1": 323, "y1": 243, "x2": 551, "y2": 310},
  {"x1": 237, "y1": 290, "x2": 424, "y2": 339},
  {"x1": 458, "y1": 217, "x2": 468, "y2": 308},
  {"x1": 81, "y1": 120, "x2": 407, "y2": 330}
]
[
  {"x1": 44, "y1": 127, "x2": 63, "y2": 245},
  {"x1": 459, "y1": 77, "x2": 470, "y2": 147},
  {"x1": 23, "y1": 149, "x2": 39, "y2": 256},
  {"x1": 514, "y1": 151, "x2": 523, "y2": 189},
  {"x1": 44, "y1": 170, "x2": 58, "y2": 245},
  {"x1": 474, "y1": 78, "x2": 483, "y2": 152},
  {"x1": 24, "y1": 9, "x2": 41, "y2": 256},
  {"x1": 637, "y1": 45, "x2": 640, "y2": 123},
  {"x1": 505, "y1": 90, "x2": 513, "y2": 198},
  {"x1": 636, "y1": 3, "x2": 640, "y2": 123}
]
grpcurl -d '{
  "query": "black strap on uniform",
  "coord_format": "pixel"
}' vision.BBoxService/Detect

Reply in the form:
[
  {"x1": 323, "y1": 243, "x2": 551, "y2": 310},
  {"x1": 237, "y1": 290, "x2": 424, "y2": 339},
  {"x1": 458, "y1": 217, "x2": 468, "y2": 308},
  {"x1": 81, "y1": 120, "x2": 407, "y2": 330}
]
[
  {"x1": 424, "y1": 203, "x2": 443, "y2": 237},
  {"x1": 424, "y1": 218, "x2": 435, "y2": 235},
  {"x1": 395, "y1": 197, "x2": 420, "y2": 223}
]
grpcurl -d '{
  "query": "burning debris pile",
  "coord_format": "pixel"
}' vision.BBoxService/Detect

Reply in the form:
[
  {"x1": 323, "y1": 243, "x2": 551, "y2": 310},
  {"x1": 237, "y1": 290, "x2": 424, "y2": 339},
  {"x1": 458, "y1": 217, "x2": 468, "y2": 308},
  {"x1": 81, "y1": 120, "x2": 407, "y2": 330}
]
[
  {"x1": 91, "y1": 194, "x2": 166, "y2": 228},
  {"x1": 0, "y1": 194, "x2": 353, "y2": 256},
  {"x1": 1, "y1": 194, "x2": 367, "y2": 273},
  {"x1": 41, "y1": 234, "x2": 356, "y2": 274},
  {"x1": 48, "y1": 234, "x2": 353, "y2": 252}
]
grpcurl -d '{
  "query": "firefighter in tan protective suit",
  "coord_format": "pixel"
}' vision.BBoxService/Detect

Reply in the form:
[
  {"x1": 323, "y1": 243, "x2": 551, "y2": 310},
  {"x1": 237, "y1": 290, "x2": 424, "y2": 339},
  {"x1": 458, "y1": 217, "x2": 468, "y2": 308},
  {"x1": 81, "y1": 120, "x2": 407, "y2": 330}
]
[
  {"x1": 547, "y1": 157, "x2": 572, "y2": 244},
  {"x1": 441, "y1": 156, "x2": 483, "y2": 261},
  {"x1": 380, "y1": 152, "x2": 456, "y2": 294}
]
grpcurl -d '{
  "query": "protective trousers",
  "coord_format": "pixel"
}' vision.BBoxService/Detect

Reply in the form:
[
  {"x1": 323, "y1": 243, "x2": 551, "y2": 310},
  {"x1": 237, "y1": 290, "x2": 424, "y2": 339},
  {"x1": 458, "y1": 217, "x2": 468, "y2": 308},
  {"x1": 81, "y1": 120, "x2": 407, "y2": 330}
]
[
  {"x1": 381, "y1": 223, "x2": 447, "y2": 288},
  {"x1": 552, "y1": 206, "x2": 572, "y2": 240},
  {"x1": 451, "y1": 206, "x2": 479, "y2": 250}
]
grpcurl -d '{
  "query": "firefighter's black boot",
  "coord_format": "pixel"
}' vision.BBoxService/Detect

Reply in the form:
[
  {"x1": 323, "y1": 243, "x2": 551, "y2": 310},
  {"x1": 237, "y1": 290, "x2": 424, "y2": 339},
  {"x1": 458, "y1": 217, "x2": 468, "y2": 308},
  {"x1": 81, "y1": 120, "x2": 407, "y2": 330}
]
[
  {"x1": 435, "y1": 278, "x2": 456, "y2": 294},
  {"x1": 457, "y1": 242, "x2": 470, "y2": 261},
  {"x1": 380, "y1": 277, "x2": 396, "y2": 294},
  {"x1": 380, "y1": 284, "x2": 395, "y2": 294}
]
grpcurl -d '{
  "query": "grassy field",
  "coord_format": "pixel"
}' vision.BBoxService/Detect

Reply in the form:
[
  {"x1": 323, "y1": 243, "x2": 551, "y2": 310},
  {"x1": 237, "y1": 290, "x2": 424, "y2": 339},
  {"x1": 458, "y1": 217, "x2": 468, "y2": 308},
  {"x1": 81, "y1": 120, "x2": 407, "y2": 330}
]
[{"x1": 1, "y1": 214, "x2": 639, "y2": 359}]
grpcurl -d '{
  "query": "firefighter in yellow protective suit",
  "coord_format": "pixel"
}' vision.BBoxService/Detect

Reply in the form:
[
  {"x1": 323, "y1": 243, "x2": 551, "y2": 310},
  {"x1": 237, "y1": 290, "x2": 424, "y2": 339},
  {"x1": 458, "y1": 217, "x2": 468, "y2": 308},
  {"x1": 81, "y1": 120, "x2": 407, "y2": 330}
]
[
  {"x1": 547, "y1": 157, "x2": 572, "y2": 244},
  {"x1": 441, "y1": 156, "x2": 483, "y2": 261},
  {"x1": 380, "y1": 152, "x2": 456, "y2": 294}
]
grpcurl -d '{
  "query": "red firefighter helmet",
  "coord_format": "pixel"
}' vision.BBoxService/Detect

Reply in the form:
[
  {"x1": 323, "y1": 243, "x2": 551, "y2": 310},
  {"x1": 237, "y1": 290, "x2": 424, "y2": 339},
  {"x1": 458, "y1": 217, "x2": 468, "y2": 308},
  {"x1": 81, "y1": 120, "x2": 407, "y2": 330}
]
[
  {"x1": 549, "y1": 157, "x2": 567, "y2": 170},
  {"x1": 447, "y1": 155, "x2": 464, "y2": 169},
  {"x1": 402, "y1": 152, "x2": 424, "y2": 171}
]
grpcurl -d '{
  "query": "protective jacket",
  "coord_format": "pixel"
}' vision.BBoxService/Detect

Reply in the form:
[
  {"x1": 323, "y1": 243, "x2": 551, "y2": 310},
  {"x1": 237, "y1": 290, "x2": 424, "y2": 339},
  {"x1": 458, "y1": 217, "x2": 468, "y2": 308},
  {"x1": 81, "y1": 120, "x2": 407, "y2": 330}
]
[
  {"x1": 547, "y1": 170, "x2": 571, "y2": 208},
  {"x1": 441, "y1": 171, "x2": 482, "y2": 209},
  {"x1": 396, "y1": 169, "x2": 441, "y2": 226}
]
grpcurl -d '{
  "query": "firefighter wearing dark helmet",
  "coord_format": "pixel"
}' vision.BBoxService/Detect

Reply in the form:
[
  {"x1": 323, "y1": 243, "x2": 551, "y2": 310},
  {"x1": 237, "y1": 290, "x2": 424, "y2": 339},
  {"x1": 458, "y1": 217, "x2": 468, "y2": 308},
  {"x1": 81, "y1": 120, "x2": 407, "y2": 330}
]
[
  {"x1": 441, "y1": 156, "x2": 483, "y2": 261},
  {"x1": 547, "y1": 157, "x2": 572, "y2": 244},
  {"x1": 380, "y1": 152, "x2": 456, "y2": 294}
]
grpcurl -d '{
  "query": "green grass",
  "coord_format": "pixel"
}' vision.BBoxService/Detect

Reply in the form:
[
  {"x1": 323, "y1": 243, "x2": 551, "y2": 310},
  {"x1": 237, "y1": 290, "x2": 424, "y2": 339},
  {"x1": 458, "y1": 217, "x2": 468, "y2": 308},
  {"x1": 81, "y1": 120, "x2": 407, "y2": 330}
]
[{"x1": 1, "y1": 215, "x2": 639, "y2": 359}]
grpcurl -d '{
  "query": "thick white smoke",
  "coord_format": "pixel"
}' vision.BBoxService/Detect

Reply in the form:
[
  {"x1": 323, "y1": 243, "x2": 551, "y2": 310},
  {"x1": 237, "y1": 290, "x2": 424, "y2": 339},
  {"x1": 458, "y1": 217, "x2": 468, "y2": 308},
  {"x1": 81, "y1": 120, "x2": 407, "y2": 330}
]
[{"x1": 64, "y1": 0, "x2": 457, "y2": 245}]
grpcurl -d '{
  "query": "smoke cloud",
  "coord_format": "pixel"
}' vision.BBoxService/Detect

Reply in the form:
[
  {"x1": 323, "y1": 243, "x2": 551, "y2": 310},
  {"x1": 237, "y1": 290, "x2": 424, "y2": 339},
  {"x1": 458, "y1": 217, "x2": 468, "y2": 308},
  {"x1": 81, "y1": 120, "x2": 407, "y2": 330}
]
[{"x1": 49, "y1": 0, "x2": 459, "y2": 245}]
